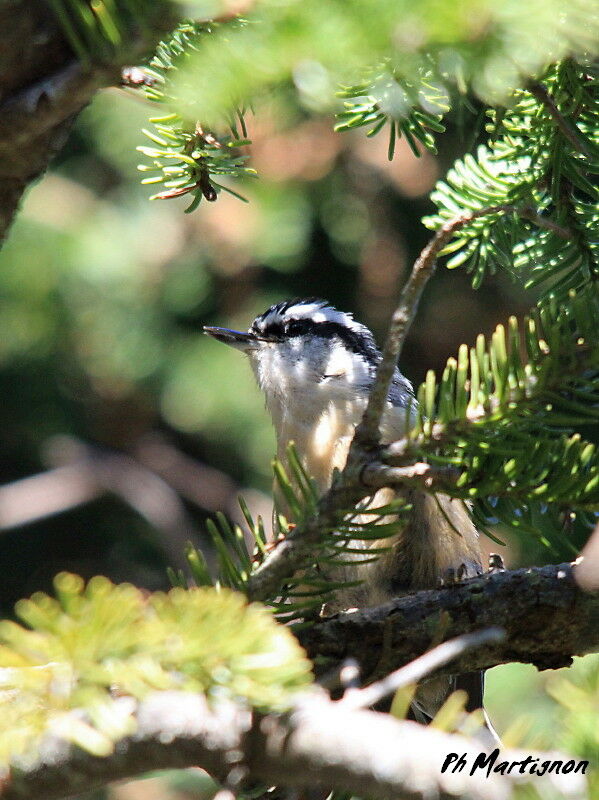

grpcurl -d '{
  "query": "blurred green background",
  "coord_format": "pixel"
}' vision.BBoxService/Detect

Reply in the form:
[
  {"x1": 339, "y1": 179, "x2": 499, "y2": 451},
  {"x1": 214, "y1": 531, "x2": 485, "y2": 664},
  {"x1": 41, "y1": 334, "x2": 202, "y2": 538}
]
[{"x1": 0, "y1": 74, "x2": 596, "y2": 773}]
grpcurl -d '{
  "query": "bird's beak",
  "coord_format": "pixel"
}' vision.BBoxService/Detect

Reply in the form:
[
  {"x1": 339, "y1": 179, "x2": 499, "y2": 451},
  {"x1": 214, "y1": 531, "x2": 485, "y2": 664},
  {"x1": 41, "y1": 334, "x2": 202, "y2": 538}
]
[{"x1": 203, "y1": 326, "x2": 258, "y2": 352}]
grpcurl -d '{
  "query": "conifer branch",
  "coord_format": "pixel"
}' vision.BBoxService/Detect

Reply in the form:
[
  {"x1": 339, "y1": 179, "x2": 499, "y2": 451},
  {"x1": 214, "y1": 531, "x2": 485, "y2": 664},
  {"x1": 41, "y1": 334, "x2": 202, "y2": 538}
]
[
  {"x1": 0, "y1": 59, "x2": 108, "y2": 243},
  {"x1": 298, "y1": 562, "x2": 599, "y2": 680},
  {"x1": 517, "y1": 206, "x2": 572, "y2": 238},
  {"x1": 0, "y1": 565, "x2": 595, "y2": 800},
  {"x1": 359, "y1": 461, "x2": 457, "y2": 489},
  {"x1": 245, "y1": 480, "x2": 368, "y2": 602},
  {"x1": 0, "y1": 689, "x2": 587, "y2": 800},
  {"x1": 351, "y1": 203, "x2": 554, "y2": 450},
  {"x1": 425, "y1": 62, "x2": 598, "y2": 297},
  {"x1": 245, "y1": 205, "x2": 596, "y2": 603}
]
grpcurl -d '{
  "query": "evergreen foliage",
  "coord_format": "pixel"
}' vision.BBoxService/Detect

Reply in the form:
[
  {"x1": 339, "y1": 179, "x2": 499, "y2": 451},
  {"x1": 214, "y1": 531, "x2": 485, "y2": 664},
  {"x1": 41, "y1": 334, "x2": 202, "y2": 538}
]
[
  {"x1": 37, "y1": 0, "x2": 599, "y2": 624},
  {"x1": 169, "y1": 444, "x2": 409, "y2": 620},
  {"x1": 128, "y1": 3, "x2": 599, "y2": 607},
  {"x1": 425, "y1": 61, "x2": 599, "y2": 296},
  {"x1": 335, "y1": 68, "x2": 449, "y2": 158},
  {"x1": 399, "y1": 287, "x2": 599, "y2": 543},
  {"x1": 0, "y1": 573, "x2": 312, "y2": 767},
  {"x1": 8, "y1": 0, "x2": 599, "y2": 791},
  {"x1": 48, "y1": 0, "x2": 169, "y2": 63},
  {"x1": 170, "y1": 0, "x2": 599, "y2": 122},
  {"x1": 136, "y1": 22, "x2": 256, "y2": 210},
  {"x1": 407, "y1": 289, "x2": 598, "y2": 491}
]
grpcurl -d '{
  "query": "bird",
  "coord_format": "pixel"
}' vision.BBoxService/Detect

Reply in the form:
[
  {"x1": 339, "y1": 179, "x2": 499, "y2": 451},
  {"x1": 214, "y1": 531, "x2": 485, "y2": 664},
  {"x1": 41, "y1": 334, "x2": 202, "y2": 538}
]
[{"x1": 204, "y1": 298, "x2": 495, "y2": 736}]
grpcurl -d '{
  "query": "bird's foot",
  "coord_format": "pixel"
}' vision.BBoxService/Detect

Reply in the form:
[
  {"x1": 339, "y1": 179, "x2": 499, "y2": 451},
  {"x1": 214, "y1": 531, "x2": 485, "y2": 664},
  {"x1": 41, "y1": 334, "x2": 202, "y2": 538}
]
[
  {"x1": 438, "y1": 562, "x2": 470, "y2": 587},
  {"x1": 252, "y1": 529, "x2": 287, "y2": 563}
]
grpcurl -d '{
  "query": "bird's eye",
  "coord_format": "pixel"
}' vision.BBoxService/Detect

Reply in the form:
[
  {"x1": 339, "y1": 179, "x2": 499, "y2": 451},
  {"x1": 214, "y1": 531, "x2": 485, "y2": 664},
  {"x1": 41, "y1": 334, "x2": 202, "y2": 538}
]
[
  {"x1": 286, "y1": 319, "x2": 304, "y2": 336},
  {"x1": 263, "y1": 321, "x2": 284, "y2": 339}
]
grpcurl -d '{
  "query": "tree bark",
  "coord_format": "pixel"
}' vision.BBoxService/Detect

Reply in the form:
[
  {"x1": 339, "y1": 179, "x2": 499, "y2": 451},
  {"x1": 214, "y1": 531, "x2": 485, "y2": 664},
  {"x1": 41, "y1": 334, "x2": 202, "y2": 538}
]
[
  {"x1": 0, "y1": 691, "x2": 587, "y2": 800},
  {"x1": 298, "y1": 562, "x2": 599, "y2": 681},
  {"x1": 0, "y1": 0, "x2": 173, "y2": 244}
]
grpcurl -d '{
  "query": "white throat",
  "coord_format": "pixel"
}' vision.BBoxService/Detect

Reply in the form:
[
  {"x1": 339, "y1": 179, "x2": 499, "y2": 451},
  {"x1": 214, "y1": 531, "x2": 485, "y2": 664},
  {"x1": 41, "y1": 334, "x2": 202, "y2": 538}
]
[{"x1": 248, "y1": 341, "x2": 397, "y2": 493}]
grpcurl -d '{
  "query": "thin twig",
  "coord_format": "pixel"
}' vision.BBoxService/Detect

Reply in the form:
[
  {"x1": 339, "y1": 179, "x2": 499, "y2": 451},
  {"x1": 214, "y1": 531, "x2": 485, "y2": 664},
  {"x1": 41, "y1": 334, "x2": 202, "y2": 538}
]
[
  {"x1": 360, "y1": 461, "x2": 459, "y2": 489},
  {"x1": 530, "y1": 82, "x2": 592, "y2": 158},
  {"x1": 351, "y1": 201, "x2": 572, "y2": 456},
  {"x1": 518, "y1": 205, "x2": 571, "y2": 238},
  {"x1": 351, "y1": 205, "x2": 523, "y2": 451},
  {"x1": 340, "y1": 628, "x2": 505, "y2": 710}
]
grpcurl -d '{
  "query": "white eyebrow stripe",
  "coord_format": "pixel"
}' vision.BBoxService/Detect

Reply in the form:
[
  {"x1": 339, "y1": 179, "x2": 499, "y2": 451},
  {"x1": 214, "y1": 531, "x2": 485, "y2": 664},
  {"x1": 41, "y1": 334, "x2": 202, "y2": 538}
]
[{"x1": 256, "y1": 301, "x2": 365, "y2": 335}]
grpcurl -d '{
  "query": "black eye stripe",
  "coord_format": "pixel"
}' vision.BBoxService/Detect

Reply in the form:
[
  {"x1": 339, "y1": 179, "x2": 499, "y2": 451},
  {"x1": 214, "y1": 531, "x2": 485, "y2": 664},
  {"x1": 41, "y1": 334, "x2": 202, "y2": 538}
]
[
  {"x1": 286, "y1": 318, "x2": 316, "y2": 336},
  {"x1": 254, "y1": 317, "x2": 379, "y2": 365},
  {"x1": 260, "y1": 320, "x2": 284, "y2": 338}
]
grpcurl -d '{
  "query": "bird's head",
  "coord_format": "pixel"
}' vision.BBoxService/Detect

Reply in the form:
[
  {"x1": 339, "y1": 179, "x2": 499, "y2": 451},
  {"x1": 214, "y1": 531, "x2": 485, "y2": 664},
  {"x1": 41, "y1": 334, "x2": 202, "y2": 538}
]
[{"x1": 204, "y1": 298, "x2": 387, "y2": 402}]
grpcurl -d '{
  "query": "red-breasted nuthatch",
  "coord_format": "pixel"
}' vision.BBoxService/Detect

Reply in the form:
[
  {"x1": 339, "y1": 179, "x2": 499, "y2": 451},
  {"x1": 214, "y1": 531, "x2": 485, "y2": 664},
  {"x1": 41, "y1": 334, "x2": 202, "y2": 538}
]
[{"x1": 205, "y1": 298, "x2": 496, "y2": 737}]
